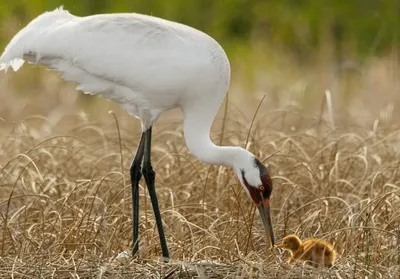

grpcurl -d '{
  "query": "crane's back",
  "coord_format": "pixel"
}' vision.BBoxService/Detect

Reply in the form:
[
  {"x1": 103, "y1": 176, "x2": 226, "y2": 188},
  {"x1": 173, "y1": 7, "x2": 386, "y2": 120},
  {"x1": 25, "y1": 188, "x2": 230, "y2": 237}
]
[{"x1": 0, "y1": 7, "x2": 231, "y2": 116}]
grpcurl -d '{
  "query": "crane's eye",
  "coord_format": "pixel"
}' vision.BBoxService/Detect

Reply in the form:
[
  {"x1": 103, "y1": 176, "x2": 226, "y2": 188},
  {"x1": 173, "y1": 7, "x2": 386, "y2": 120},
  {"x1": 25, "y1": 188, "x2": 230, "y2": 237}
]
[{"x1": 258, "y1": 185, "x2": 264, "y2": 191}]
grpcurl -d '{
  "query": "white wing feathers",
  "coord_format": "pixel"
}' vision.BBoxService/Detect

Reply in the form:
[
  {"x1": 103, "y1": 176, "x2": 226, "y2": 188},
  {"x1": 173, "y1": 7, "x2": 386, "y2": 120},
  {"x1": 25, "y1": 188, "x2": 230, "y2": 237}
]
[
  {"x1": 0, "y1": 6, "x2": 210, "y2": 96},
  {"x1": 0, "y1": 6, "x2": 229, "y2": 124},
  {"x1": 0, "y1": 6, "x2": 73, "y2": 71}
]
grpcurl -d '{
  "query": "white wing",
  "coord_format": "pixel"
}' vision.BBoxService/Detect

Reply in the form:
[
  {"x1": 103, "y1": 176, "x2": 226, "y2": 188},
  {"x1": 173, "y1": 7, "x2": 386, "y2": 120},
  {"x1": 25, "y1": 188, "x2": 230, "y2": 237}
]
[{"x1": 0, "y1": 7, "x2": 227, "y2": 111}]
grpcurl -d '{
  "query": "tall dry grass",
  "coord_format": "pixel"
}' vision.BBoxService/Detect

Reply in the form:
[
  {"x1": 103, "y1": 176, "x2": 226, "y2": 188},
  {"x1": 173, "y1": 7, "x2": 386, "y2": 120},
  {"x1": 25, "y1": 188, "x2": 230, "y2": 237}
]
[
  {"x1": 0, "y1": 99, "x2": 399, "y2": 277},
  {"x1": 0, "y1": 55, "x2": 399, "y2": 278}
]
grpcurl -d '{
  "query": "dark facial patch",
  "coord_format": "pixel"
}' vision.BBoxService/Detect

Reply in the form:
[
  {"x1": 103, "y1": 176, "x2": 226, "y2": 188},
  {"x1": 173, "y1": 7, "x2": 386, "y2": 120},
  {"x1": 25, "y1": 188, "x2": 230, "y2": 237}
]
[
  {"x1": 254, "y1": 158, "x2": 269, "y2": 177},
  {"x1": 254, "y1": 158, "x2": 273, "y2": 199},
  {"x1": 240, "y1": 158, "x2": 273, "y2": 204},
  {"x1": 261, "y1": 174, "x2": 273, "y2": 199},
  {"x1": 241, "y1": 169, "x2": 262, "y2": 205}
]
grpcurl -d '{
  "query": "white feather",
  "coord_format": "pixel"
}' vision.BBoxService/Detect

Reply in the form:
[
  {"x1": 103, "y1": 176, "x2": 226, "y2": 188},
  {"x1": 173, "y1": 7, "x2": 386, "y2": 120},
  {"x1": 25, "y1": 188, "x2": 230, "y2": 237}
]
[{"x1": 1, "y1": 7, "x2": 228, "y2": 125}]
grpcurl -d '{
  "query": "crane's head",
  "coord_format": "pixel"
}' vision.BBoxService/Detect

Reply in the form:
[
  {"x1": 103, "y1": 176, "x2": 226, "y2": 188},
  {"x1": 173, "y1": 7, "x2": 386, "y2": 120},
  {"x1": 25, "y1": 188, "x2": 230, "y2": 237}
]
[{"x1": 235, "y1": 156, "x2": 275, "y2": 247}]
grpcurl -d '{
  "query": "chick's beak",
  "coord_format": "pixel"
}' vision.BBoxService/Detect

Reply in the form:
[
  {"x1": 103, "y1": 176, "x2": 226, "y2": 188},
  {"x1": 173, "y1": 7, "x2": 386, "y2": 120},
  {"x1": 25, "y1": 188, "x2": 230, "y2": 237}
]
[
  {"x1": 277, "y1": 243, "x2": 284, "y2": 248},
  {"x1": 257, "y1": 198, "x2": 275, "y2": 247}
]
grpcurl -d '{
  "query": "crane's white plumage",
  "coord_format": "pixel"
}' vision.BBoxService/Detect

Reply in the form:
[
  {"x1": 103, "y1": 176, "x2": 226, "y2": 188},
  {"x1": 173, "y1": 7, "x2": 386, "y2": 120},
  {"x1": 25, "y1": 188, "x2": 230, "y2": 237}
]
[
  {"x1": 1, "y1": 7, "x2": 228, "y2": 130},
  {"x1": 0, "y1": 6, "x2": 257, "y2": 178},
  {"x1": 0, "y1": 7, "x2": 275, "y2": 250}
]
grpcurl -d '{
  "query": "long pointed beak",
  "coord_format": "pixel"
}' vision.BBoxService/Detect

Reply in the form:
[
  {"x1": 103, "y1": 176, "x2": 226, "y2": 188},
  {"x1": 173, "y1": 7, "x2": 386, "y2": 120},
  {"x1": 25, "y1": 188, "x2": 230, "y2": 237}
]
[{"x1": 257, "y1": 198, "x2": 275, "y2": 247}]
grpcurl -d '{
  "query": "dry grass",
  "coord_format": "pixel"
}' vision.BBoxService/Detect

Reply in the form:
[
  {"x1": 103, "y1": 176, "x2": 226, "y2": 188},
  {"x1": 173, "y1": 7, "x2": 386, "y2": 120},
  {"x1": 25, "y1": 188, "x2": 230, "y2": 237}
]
[
  {"x1": 0, "y1": 89, "x2": 399, "y2": 278},
  {"x1": 0, "y1": 39, "x2": 399, "y2": 276}
]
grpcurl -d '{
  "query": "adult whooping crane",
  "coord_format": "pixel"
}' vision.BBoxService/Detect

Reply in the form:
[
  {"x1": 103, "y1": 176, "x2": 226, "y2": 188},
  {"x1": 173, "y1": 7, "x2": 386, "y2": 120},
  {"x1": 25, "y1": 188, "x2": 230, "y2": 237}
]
[{"x1": 0, "y1": 7, "x2": 275, "y2": 261}]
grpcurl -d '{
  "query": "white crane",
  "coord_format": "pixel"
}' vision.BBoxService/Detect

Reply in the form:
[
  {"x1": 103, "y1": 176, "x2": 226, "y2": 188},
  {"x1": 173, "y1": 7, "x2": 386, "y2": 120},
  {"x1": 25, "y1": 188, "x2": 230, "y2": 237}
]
[{"x1": 0, "y1": 7, "x2": 275, "y2": 261}]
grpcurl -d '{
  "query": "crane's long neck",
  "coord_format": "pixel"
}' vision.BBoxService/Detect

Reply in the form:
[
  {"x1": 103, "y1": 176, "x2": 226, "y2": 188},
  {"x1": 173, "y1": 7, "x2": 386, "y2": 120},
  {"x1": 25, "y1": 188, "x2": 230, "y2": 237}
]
[{"x1": 182, "y1": 104, "x2": 252, "y2": 169}]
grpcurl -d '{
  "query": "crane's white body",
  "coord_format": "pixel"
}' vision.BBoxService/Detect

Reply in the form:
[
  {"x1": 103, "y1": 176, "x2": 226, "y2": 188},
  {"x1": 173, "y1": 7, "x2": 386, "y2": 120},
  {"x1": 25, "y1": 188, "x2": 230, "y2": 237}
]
[{"x1": 0, "y1": 7, "x2": 263, "y2": 189}]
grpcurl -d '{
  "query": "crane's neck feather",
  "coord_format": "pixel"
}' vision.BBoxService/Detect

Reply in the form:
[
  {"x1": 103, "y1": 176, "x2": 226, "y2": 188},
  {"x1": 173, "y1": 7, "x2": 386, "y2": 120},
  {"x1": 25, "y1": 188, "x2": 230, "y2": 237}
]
[{"x1": 183, "y1": 105, "x2": 258, "y2": 177}]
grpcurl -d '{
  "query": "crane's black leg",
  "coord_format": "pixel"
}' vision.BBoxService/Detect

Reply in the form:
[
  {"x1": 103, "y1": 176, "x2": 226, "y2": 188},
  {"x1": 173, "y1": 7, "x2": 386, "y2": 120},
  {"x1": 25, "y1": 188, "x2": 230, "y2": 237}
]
[
  {"x1": 130, "y1": 132, "x2": 146, "y2": 256},
  {"x1": 142, "y1": 126, "x2": 170, "y2": 261}
]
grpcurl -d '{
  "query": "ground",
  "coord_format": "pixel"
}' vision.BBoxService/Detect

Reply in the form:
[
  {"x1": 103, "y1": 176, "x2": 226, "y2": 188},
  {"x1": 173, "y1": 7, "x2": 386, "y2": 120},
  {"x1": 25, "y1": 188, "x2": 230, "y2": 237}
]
[{"x1": 0, "y1": 62, "x2": 399, "y2": 278}]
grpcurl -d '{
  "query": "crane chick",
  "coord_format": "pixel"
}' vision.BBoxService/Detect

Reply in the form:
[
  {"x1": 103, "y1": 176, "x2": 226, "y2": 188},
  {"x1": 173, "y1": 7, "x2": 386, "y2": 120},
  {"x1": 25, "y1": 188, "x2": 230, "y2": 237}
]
[{"x1": 277, "y1": 234, "x2": 337, "y2": 268}]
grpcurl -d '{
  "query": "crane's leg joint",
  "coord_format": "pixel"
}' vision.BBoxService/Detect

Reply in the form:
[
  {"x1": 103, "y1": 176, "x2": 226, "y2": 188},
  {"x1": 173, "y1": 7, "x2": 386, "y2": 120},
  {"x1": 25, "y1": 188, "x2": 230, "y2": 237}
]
[
  {"x1": 130, "y1": 163, "x2": 143, "y2": 181},
  {"x1": 142, "y1": 165, "x2": 155, "y2": 181}
]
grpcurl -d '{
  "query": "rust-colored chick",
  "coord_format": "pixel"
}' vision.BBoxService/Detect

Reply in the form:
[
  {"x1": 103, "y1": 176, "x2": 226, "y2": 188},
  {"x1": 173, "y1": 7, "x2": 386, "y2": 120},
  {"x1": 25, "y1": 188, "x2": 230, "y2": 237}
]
[{"x1": 277, "y1": 234, "x2": 337, "y2": 268}]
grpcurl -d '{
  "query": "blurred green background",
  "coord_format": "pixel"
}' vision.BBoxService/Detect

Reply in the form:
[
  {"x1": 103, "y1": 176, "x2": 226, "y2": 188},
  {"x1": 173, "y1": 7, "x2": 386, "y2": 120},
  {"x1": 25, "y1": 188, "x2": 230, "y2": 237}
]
[
  {"x1": 1, "y1": 0, "x2": 399, "y2": 61},
  {"x1": 0, "y1": 0, "x2": 399, "y2": 124}
]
